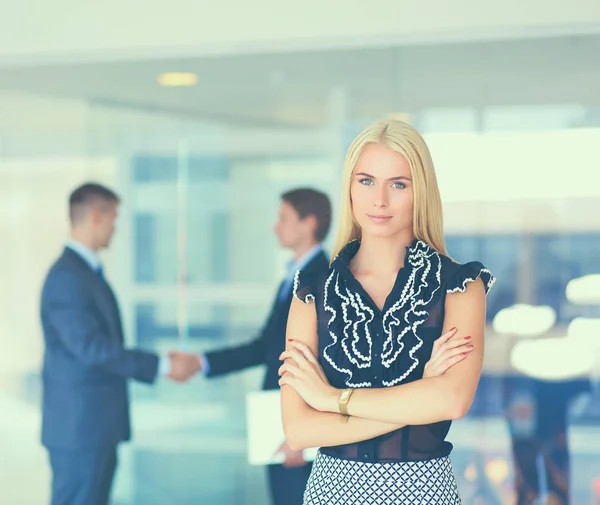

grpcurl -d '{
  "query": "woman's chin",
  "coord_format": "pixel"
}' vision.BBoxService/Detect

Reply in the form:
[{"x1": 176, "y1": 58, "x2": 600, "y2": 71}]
[{"x1": 360, "y1": 225, "x2": 400, "y2": 239}]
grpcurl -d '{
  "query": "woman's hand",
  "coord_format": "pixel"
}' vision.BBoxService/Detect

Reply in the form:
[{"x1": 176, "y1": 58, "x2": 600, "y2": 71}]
[
  {"x1": 423, "y1": 327, "x2": 474, "y2": 378},
  {"x1": 279, "y1": 328, "x2": 474, "y2": 412},
  {"x1": 278, "y1": 340, "x2": 339, "y2": 413}
]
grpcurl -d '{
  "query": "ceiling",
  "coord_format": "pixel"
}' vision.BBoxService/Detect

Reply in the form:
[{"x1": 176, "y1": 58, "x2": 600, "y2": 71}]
[{"x1": 0, "y1": 34, "x2": 599, "y2": 127}]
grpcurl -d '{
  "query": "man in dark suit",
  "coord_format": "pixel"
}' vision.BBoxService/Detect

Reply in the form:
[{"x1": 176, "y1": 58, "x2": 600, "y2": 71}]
[
  {"x1": 200, "y1": 188, "x2": 331, "y2": 505},
  {"x1": 40, "y1": 182, "x2": 201, "y2": 505}
]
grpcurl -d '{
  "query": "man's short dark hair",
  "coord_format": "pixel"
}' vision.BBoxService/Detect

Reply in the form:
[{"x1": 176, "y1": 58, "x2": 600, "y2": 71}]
[
  {"x1": 69, "y1": 182, "x2": 120, "y2": 224},
  {"x1": 281, "y1": 188, "x2": 332, "y2": 243}
]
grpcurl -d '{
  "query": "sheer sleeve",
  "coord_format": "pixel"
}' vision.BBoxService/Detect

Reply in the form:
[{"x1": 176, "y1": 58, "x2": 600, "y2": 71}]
[
  {"x1": 446, "y1": 261, "x2": 496, "y2": 295},
  {"x1": 292, "y1": 269, "x2": 315, "y2": 304}
]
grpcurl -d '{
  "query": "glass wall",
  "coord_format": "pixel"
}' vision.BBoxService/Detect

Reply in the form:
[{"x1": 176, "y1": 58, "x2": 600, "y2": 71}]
[
  {"x1": 113, "y1": 130, "x2": 339, "y2": 504},
  {"x1": 1, "y1": 34, "x2": 599, "y2": 505}
]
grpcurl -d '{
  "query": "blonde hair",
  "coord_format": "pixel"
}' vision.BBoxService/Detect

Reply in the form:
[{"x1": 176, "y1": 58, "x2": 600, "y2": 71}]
[{"x1": 331, "y1": 118, "x2": 447, "y2": 260}]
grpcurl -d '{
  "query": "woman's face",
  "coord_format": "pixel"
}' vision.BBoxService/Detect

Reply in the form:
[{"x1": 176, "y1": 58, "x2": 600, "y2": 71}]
[{"x1": 350, "y1": 143, "x2": 414, "y2": 239}]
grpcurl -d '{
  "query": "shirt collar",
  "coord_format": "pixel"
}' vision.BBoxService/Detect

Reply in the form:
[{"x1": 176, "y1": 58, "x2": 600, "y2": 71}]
[
  {"x1": 66, "y1": 239, "x2": 101, "y2": 271},
  {"x1": 332, "y1": 237, "x2": 422, "y2": 274}
]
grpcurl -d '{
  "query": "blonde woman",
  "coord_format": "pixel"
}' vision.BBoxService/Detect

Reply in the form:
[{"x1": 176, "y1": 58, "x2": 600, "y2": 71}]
[{"x1": 278, "y1": 118, "x2": 495, "y2": 504}]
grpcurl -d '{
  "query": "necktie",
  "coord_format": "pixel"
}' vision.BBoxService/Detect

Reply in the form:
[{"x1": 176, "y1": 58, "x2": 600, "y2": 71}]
[{"x1": 96, "y1": 264, "x2": 104, "y2": 281}]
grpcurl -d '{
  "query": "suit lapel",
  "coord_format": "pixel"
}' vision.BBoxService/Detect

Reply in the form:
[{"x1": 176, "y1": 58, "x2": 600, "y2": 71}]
[
  {"x1": 63, "y1": 249, "x2": 123, "y2": 340},
  {"x1": 95, "y1": 278, "x2": 124, "y2": 341}
]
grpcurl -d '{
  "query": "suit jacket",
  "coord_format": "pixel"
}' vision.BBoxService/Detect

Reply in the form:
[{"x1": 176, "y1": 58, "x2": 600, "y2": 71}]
[
  {"x1": 40, "y1": 247, "x2": 159, "y2": 450},
  {"x1": 205, "y1": 250, "x2": 329, "y2": 390}
]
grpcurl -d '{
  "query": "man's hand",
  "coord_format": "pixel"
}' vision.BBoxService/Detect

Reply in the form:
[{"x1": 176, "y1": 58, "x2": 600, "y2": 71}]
[
  {"x1": 168, "y1": 351, "x2": 202, "y2": 382},
  {"x1": 275, "y1": 440, "x2": 306, "y2": 468}
]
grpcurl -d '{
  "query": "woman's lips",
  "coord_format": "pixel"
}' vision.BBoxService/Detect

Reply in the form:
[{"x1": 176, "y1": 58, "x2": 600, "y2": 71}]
[{"x1": 367, "y1": 214, "x2": 392, "y2": 224}]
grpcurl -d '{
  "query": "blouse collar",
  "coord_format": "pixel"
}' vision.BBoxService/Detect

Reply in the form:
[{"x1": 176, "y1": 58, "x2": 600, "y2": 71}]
[
  {"x1": 332, "y1": 237, "x2": 424, "y2": 274},
  {"x1": 330, "y1": 237, "x2": 438, "y2": 315}
]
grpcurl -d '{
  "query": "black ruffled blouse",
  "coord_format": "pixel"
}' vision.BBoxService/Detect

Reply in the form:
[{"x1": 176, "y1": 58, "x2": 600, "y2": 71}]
[{"x1": 293, "y1": 238, "x2": 495, "y2": 463}]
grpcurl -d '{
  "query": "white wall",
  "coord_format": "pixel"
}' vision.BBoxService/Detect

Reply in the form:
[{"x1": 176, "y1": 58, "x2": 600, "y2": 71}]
[
  {"x1": 2, "y1": 0, "x2": 600, "y2": 65},
  {"x1": 0, "y1": 158, "x2": 119, "y2": 378}
]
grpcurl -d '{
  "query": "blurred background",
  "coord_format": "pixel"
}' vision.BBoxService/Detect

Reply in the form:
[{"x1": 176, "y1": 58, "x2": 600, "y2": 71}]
[{"x1": 1, "y1": 1, "x2": 600, "y2": 503}]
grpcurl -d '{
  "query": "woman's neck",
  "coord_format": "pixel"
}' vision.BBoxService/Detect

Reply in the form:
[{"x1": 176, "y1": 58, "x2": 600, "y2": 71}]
[{"x1": 351, "y1": 232, "x2": 415, "y2": 276}]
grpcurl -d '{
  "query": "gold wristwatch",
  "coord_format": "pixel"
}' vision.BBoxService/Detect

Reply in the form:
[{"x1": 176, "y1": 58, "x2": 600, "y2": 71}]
[{"x1": 338, "y1": 388, "x2": 354, "y2": 423}]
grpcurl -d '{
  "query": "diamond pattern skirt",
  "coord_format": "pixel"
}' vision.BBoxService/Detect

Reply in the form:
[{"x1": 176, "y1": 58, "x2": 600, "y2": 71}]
[{"x1": 303, "y1": 451, "x2": 462, "y2": 505}]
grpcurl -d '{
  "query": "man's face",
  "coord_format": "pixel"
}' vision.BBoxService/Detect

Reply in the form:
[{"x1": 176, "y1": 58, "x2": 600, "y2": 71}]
[
  {"x1": 91, "y1": 201, "x2": 118, "y2": 249},
  {"x1": 273, "y1": 201, "x2": 310, "y2": 249}
]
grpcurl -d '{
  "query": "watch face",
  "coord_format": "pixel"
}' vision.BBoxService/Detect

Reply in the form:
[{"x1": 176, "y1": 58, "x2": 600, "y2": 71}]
[{"x1": 340, "y1": 391, "x2": 349, "y2": 400}]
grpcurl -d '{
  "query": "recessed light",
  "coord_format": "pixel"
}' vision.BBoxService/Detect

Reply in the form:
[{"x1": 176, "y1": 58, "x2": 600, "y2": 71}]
[{"x1": 157, "y1": 72, "x2": 198, "y2": 87}]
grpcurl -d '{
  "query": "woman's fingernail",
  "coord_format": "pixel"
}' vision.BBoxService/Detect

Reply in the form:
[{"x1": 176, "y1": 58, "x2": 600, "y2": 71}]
[
  {"x1": 460, "y1": 352, "x2": 467, "y2": 357},
  {"x1": 467, "y1": 345, "x2": 474, "y2": 349},
  {"x1": 450, "y1": 327, "x2": 456, "y2": 332},
  {"x1": 288, "y1": 338, "x2": 294, "y2": 342},
  {"x1": 465, "y1": 336, "x2": 472, "y2": 341}
]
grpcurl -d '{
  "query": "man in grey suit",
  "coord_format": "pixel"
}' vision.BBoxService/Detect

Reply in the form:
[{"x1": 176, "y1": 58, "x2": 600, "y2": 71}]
[{"x1": 40, "y1": 182, "x2": 200, "y2": 505}]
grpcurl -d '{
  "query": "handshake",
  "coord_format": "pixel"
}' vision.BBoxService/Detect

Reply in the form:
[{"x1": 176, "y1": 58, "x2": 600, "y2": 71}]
[{"x1": 166, "y1": 351, "x2": 204, "y2": 382}]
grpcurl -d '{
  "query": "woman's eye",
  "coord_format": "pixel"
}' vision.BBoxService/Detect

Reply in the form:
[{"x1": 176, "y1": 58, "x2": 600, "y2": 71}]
[
  {"x1": 392, "y1": 182, "x2": 406, "y2": 189},
  {"x1": 359, "y1": 178, "x2": 373, "y2": 186}
]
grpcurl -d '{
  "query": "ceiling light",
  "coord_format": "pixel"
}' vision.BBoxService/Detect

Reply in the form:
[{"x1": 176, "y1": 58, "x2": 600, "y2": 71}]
[
  {"x1": 157, "y1": 72, "x2": 198, "y2": 87},
  {"x1": 492, "y1": 304, "x2": 556, "y2": 337},
  {"x1": 566, "y1": 274, "x2": 600, "y2": 304},
  {"x1": 568, "y1": 317, "x2": 600, "y2": 349},
  {"x1": 510, "y1": 337, "x2": 595, "y2": 380}
]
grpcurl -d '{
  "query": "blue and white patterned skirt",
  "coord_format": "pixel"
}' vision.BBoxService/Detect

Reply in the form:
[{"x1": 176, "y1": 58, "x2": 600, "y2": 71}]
[{"x1": 303, "y1": 451, "x2": 462, "y2": 505}]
